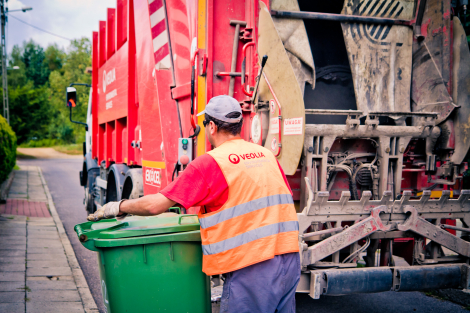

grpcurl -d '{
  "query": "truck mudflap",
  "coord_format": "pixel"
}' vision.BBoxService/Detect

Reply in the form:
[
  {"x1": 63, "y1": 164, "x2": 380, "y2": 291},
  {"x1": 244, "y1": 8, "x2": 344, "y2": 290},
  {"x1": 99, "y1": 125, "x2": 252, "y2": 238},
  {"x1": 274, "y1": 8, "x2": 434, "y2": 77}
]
[{"x1": 297, "y1": 264, "x2": 469, "y2": 299}]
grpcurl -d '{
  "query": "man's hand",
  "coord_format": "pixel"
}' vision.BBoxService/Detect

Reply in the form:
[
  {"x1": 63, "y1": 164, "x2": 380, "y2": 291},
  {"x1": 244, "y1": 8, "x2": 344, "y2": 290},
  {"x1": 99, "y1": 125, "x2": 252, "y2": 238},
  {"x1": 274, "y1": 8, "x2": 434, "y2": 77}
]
[
  {"x1": 86, "y1": 193, "x2": 177, "y2": 222},
  {"x1": 87, "y1": 201, "x2": 126, "y2": 221}
]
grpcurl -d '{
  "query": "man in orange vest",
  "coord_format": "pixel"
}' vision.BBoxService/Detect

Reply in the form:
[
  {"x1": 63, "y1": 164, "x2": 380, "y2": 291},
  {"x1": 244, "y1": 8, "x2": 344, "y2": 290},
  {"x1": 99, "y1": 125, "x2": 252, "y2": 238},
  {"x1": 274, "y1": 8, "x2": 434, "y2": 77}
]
[{"x1": 89, "y1": 95, "x2": 300, "y2": 312}]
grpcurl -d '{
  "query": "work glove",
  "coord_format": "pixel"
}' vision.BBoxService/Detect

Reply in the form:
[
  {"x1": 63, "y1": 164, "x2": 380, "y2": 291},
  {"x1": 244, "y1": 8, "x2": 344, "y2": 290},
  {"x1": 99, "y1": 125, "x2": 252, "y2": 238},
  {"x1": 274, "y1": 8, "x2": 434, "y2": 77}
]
[{"x1": 87, "y1": 200, "x2": 127, "y2": 221}]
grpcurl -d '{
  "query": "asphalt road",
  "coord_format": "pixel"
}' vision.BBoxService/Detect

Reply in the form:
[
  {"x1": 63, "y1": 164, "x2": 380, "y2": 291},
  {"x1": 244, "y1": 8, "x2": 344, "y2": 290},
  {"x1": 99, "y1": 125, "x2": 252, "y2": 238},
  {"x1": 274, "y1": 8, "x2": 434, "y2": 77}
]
[{"x1": 18, "y1": 158, "x2": 470, "y2": 313}]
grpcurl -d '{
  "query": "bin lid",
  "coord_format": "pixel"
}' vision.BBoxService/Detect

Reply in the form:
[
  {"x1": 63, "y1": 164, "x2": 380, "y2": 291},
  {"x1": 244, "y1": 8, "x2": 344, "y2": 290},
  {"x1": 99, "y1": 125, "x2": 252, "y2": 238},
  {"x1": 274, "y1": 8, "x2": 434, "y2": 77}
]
[{"x1": 93, "y1": 214, "x2": 200, "y2": 240}]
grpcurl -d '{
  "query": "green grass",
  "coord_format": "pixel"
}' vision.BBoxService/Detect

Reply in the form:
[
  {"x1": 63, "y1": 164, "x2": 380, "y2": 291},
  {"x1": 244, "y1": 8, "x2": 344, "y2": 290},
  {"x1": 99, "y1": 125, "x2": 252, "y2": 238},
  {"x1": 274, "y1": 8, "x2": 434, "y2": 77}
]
[
  {"x1": 424, "y1": 290, "x2": 448, "y2": 301},
  {"x1": 52, "y1": 144, "x2": 82, "y2": 155},
  {"x1": 18, "y1": 141, "x2": 83, "y2": 156},
  {"x1": 19, "y1": 139, "x2": 61, "y2": 148},
  {"x1": 17, "y1": 286, "x2": 31, "y2": 292}
]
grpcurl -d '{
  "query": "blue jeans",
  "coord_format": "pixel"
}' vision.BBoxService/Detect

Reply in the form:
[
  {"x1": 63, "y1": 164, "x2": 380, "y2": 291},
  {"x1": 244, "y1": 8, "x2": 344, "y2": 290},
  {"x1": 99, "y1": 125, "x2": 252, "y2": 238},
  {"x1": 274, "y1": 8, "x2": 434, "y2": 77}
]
[{"x1": 220, "y1": 252, "x2": 300, "y2": 313}]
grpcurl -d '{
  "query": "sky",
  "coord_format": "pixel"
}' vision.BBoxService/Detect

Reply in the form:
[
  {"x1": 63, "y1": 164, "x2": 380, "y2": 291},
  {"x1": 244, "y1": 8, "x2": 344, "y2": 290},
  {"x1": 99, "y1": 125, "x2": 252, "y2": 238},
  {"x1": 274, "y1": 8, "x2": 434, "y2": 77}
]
[{"x1": 7, "y1": 0, "x2": 117, "y2": 54}]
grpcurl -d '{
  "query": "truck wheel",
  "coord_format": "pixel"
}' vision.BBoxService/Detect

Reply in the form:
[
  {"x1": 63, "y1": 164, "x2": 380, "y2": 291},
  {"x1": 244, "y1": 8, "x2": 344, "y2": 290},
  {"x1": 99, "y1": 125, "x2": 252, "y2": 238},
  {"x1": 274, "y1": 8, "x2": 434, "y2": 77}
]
[{"x1": 84, "y1": 178, "x2": 96, "y2": 214}]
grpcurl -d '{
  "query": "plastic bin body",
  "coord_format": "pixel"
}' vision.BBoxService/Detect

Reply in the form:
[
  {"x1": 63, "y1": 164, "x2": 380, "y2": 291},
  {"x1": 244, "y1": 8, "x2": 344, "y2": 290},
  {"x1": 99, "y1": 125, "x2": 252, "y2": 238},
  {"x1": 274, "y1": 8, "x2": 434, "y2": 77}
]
[{"x1": 75, "y1": 216, "x2": 210, "y2": 313}]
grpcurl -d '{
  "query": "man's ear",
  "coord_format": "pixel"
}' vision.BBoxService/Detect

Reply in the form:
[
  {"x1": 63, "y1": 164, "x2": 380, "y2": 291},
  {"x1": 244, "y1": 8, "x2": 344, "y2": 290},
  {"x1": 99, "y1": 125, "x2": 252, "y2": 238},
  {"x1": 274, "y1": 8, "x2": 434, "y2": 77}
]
[{"x1": 210, "y1": 121, "x2": 216, "y2": 134}]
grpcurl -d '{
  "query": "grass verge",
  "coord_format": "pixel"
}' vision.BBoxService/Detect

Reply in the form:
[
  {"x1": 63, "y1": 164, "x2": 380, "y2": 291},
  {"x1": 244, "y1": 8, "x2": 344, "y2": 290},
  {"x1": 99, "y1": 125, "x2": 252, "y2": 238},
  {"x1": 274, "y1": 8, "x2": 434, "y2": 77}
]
[
  {"x1": 19, "y1": 139, "x2": 83, "y2": 155},
  {"x1": 52, "y1": 144, "x2": 82, "y2": 155}
]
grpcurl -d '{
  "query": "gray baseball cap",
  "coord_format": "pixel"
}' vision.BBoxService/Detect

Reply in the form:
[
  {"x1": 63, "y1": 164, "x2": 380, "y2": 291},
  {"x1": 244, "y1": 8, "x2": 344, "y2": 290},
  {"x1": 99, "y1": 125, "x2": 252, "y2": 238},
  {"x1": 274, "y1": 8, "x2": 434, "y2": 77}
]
[{"x1": 196, "y1": 95, "x2": 242, "y2": 123}]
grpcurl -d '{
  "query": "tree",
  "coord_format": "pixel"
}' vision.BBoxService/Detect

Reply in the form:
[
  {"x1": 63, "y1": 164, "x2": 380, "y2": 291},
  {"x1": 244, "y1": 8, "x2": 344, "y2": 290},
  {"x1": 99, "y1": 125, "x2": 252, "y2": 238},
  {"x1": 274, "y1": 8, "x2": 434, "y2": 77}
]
[
  {"x1": 4, "y1": 41, "x2": 54, "y2": 144},
  {"x1": 48, "y1": 37, "x2": 91, "y2": 143},
  {"x1": 21, "y1": 40, "x2": 50, "y2": 87},
  {"x1": 44, "y1": 44, "x2": 65, "y2": 73},
  {"x1": 1, "y1": 38, "x2": 91, "y2": 145},
  {"x1": 8, "y1": 82, "x2": 51, "y2": 143}
]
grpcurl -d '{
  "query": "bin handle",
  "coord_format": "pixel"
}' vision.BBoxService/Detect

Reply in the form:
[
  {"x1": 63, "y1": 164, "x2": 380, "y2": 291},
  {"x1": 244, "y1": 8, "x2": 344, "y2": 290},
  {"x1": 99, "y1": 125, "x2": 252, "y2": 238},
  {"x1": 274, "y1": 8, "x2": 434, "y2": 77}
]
[
  {"x1": 177, "y1": 215, "x2": 194, "y2": 225},
  {"x1": 77, "y1": 222, "x2": 128, "y2": 242}
]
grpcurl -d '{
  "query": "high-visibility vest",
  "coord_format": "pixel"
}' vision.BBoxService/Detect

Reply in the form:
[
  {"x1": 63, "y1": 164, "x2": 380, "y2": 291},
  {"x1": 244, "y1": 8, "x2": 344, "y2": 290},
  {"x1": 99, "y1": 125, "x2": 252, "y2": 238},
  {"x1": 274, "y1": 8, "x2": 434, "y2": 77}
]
[{"x1": 198, "y1": 139, "x2": 299, "y2": 275}]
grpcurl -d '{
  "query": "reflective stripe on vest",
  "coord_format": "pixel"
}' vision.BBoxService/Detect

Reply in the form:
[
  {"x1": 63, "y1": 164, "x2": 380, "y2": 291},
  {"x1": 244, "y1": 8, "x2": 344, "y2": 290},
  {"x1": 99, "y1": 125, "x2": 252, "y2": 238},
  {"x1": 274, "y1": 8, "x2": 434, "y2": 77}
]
[
  {"x1": 199, "y1": 139, "x2": 299, "y2": 275},
  {"x1": 199, "y1": 194, "x2": 294, "y2": 229},
  {"x1": 202, "y1": 220, "x2": 299, "y2": 255}
]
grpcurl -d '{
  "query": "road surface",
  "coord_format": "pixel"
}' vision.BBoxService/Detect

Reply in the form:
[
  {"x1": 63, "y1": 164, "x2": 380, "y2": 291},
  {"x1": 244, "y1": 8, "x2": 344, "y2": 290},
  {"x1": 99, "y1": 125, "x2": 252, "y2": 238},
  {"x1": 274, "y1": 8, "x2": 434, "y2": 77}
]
[{"x1": 18, "y1": 157, "x2": 469, "y2": 313}]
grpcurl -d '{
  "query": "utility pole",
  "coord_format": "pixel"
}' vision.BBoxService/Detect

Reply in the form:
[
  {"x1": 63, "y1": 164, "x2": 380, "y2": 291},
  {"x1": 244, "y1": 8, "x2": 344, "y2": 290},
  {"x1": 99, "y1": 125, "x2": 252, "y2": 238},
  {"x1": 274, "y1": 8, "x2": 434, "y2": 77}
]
[{"x1": 1, "y1": 0, "x2": 8, "y2": 124}]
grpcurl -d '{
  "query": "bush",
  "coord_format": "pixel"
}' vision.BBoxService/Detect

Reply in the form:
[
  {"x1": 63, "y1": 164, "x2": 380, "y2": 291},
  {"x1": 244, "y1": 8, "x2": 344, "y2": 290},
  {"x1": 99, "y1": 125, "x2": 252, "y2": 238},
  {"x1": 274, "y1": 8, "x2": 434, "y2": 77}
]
[{"x1": 0, "y1": 115, "x2": 17, "y2": 183}]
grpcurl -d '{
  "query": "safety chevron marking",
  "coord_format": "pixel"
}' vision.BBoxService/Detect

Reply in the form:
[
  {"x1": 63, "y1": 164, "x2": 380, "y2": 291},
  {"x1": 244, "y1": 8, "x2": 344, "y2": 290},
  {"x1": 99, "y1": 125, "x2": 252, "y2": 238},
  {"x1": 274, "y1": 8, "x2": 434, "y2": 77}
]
[{"x1": 148, "y1": 0, "x2": 171, "y2": 69}]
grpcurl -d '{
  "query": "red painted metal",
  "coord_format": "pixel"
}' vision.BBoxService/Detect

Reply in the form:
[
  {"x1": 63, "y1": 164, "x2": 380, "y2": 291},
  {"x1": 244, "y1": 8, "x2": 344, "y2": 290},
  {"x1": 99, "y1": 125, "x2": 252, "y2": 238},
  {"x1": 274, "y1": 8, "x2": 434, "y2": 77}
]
[
  {"x1": 97, "y1": 43, "x2": 129, "y2": 125},
  {"x1": 116, "y1": 0, "x2": 128, "y2": 50},
  {"x1": 99, "y1": 21, "x2": 106, "y2": 67},
  {"x1": 107, "y1": 9, "x2": 116, "y2": 59},
  {"x1": 92, "y1": 31, "x2": 99, "y2": 159},
  {"x1": 241, "y1": 41, "x2": 255, "y2": 96},
  {"x1": 127, "y1": 0, "x2": 137, "y2": 165}
]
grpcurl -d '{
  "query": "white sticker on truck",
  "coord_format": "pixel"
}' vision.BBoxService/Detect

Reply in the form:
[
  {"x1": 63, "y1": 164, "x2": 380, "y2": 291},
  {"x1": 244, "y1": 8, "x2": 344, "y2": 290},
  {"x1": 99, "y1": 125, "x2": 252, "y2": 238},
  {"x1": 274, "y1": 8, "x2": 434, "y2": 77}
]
[
  {"x1": 145, "y1": 168, "x2": 161, "y2": 187},
  {"x1": 283, "y1": 117, "x2": 303, "y2": 136}
]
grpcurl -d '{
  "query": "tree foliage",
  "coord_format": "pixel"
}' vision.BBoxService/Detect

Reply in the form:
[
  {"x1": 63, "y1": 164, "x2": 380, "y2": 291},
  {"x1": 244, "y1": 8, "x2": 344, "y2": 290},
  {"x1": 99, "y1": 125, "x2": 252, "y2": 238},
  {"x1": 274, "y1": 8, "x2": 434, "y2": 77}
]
[{"x1": 2, "y1": 38, "x2": 91, "y2": 145}]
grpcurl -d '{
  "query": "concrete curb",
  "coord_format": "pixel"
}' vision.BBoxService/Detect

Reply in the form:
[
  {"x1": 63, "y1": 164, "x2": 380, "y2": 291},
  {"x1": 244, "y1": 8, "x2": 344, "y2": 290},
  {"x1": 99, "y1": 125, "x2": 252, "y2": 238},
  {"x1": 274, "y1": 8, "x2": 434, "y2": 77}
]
[
  {"x1": 0, "y1": 170, "x2": 15, "y2": 201},
  {"x1": 38, "y1": 167, "x2": 99, "y2": 312}
]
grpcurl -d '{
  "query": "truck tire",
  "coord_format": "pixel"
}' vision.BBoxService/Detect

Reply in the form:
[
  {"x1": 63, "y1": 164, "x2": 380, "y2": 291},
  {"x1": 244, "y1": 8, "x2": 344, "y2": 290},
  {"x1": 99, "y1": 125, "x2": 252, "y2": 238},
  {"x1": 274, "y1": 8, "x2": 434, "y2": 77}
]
[
  {"x1": 84, "y1": 177, "x2": 96, "y2": 214},
  {"x1": 122, "y1": 168, "x2": 143, "y2": 200}
]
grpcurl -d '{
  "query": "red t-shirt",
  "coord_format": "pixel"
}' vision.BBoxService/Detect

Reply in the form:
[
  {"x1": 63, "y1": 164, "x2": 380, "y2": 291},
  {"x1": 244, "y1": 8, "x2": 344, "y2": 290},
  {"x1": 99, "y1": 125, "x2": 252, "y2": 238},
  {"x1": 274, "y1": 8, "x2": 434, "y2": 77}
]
[{"x1": 160, "y1": 154, "x2": 292, "y2": 213}]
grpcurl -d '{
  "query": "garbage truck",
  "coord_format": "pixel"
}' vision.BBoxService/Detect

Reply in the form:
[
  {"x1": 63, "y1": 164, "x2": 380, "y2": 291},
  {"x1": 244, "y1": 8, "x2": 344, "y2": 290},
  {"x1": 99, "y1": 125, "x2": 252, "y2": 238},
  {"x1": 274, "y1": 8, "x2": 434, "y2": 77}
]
[{"x1": 69, "y1": 0, "x2": 470, "y2": 300}]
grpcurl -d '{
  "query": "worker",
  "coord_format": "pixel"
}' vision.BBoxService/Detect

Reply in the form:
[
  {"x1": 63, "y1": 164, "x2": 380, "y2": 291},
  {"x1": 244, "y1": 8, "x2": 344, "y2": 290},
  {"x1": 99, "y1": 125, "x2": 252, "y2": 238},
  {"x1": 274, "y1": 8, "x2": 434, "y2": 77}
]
[{"x1": 88, "y1": 95, "x2": 300, "y2": 313}]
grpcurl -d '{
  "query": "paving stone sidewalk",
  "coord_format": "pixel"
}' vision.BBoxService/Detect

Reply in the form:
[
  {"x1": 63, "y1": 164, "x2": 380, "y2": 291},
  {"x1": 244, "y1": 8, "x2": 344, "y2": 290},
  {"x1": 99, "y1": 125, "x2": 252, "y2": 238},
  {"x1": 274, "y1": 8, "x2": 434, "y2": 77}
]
[{"x1": 0, "y1": 166, "x2": 98, "y2": 313}]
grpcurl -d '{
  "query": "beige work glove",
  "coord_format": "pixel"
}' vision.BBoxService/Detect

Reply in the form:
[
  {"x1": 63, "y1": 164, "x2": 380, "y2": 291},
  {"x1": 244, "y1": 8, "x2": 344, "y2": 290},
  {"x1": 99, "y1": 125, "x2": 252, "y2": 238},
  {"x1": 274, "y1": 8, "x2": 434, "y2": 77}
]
[{"x1": 87, "y1": 200, "x2": 127, "y2": 221}]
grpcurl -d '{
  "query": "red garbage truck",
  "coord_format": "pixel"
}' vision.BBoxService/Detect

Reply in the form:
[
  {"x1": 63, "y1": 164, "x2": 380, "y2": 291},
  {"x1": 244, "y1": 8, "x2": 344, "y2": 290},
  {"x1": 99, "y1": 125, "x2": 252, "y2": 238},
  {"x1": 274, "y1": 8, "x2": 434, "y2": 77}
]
[{"x1": 70, "y1": 0, "x2": 470, "y2": 300}]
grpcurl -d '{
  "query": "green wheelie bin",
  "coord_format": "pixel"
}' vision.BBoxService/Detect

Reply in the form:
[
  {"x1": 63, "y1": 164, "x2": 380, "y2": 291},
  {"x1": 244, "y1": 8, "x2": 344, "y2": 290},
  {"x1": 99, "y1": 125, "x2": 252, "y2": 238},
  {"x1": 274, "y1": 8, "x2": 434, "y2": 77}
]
[{"x1": 74, "y1": 214, "x2": 211, "y2": 313}]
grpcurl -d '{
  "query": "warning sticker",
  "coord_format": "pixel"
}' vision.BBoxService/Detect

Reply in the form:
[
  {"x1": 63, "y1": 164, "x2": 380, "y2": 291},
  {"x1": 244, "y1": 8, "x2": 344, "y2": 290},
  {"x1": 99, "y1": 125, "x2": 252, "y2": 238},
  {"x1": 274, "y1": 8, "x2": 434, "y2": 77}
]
[
  {"x1": 270, "y1": 117, "x2": 279, "y2": 134},
  {"x1": 270, "y1": 99, "x2": 276, "y2": 114},
  {"x1": 271, "y1": 137, "x2": 277, "y2": 151},
  {"x1": 283, "y1": 117, "x2": 303, "y2": 135}
]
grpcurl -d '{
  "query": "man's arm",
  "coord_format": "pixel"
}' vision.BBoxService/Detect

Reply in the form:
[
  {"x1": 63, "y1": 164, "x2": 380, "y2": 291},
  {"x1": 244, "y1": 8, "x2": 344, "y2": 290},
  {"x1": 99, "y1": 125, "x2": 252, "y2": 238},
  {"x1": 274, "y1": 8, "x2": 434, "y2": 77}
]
[
  {"x1": 88, "y1": 157, "x2": 211, "y2": 221},
  {"x1": 119, "y1": 193, "x2": 176, "y2": 216}
]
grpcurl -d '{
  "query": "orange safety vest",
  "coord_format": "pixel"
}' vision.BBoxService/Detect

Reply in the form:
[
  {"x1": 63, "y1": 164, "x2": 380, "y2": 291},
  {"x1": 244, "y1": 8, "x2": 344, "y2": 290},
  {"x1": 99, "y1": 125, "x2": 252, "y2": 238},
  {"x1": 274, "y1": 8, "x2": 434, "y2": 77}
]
[{"x1": 198, "y1": 139, "x2": 299, "y2": 276}]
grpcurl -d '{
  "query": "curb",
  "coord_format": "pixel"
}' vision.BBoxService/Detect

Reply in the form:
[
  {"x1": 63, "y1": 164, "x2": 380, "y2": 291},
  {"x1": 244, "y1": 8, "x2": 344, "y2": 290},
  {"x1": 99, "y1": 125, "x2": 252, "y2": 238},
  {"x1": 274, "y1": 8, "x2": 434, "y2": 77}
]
[
  {"x1": 38, "y1": 167, "x2": 99, "y2": 313},
  {"x1": 0, "y1": 170, "x2": 15, "y2": 201}
]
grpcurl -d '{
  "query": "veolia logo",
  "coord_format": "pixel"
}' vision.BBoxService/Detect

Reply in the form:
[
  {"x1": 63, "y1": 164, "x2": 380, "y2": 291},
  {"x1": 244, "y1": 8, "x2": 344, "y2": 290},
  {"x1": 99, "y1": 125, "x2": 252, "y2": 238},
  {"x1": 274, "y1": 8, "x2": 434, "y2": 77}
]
[
  {"x1": 229, "y1": 152, "x2": 266, "y2": 164},
  {"x1": 228, "y1": 154, "x2": 240, "y2": 164},
  {"x1": 102, "y1": 68, "x2": 116, "y2": 93}
]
